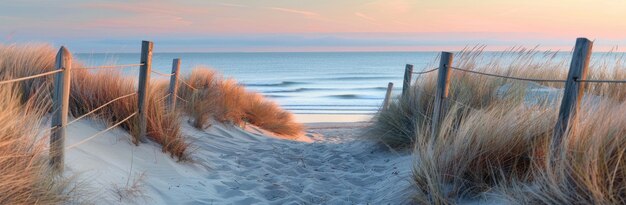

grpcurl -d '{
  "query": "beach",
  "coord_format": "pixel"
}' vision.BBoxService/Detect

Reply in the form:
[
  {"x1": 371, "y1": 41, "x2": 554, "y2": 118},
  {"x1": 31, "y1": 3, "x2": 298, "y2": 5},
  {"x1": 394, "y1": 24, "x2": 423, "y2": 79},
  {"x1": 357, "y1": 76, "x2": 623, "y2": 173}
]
[
  {"x1": 62, "y1": 113, "x2": 413, "y2": 204},
  {"x1": 4, "y1": 0, "x2": 626, "y2": 203}
]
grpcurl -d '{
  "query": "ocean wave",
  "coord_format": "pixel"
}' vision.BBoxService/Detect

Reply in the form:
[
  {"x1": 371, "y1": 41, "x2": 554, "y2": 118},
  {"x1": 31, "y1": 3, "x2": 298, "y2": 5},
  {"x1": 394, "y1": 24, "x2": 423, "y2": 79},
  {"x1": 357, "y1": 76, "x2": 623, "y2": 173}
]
[
  {"x1": 263, "y1": 88, "x2": 330, "y2": 93},
  {"x1": 263, "y1": 95, "x2": 289, "y2": 98},
  {"x1": 354, "y1": 86, "x2": 388, "y2": 91},
  {"x1": 244, "y1": 81, "x2": 307, "y2": 87},
  {"x1": 282, "y1": 104, "x2": 381, "y2": 107},
  {"x1": 263, "y1": 86, "x2": 389, "y2": 93},
  {"x1": 325, "y1": 94, "x2": 383, "y2": 99},
  {"x1": 322, "y1": 76, "x2": 397, "y2": 81}
]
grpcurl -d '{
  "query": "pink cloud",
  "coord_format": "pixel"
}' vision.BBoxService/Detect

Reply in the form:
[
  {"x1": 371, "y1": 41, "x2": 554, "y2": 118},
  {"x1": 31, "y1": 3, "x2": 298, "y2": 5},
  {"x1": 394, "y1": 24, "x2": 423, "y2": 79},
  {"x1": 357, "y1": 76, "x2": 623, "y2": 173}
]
[
  {"x1": 81, "y1": 2, "x2": 181, "y2": 16},
  {"x1": 267, "y1": 7, "x2": 319, "y2": 17},
  {"x1": 76, "y1": 2, "x2": 200, "y2": 33},
  {"x1": 354, "y1": 12, "x2": 376, "y2": 22},
  {"x1": 361, "y1": 0, "x2": 412, "y2": 14},
  {"x1": 215, "y1": 3, "x2": 247, "y2": 8}
]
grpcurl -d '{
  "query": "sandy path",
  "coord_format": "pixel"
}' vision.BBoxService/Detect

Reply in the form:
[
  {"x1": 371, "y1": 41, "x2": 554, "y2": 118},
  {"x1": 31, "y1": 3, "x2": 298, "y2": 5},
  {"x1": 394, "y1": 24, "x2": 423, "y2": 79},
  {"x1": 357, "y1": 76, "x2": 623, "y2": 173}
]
[
  {"x1": 186, "y1": 121, "x2": 413, "y2": 204},
  {"x1": 65, "y1": 117, "x2": 413, "y2": 204}
]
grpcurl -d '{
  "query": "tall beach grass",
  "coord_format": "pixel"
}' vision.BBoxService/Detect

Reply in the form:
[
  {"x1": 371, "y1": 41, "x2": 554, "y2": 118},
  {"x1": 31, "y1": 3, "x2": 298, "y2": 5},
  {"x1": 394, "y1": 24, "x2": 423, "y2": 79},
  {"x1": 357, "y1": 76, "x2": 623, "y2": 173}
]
[
  {"x1": 0, "y1": 43, "x2": 303, "y2": 202},
  {"x1": 369, "y1": 47, "x2": 626, "y2": 203},
  {"x1": 0, "y1": 84, "x2": 73, "y2": 204},
  {"x1": 177, "y1": 68, "x2": 303, "y2": 138}
]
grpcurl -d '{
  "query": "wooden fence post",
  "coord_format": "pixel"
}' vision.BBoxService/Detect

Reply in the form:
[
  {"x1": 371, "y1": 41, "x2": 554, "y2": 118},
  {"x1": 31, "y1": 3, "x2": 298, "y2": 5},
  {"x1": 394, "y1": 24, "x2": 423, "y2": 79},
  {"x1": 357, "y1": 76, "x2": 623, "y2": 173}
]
[
  {"x1": 430, "y1": 52, "x2": 453, "y2": 139},
  {"x1": 382, "y1": 82, "x2": 394, "y2": 111},
  {"x1": 137, "y1": 40, "x2": 153, "y2": 143},
  {"x1": 167, "y1": 58, "x2": 181, "y2": 111},
  {"x1": 552, "y1": 38, "x2": 593, "y2": 150},
  {"x1": 402, "y1": 64, "x2": 413, "y2": 98},
  {"x1": 50, "y1": 46, "x2": 72, "y2": 173}
]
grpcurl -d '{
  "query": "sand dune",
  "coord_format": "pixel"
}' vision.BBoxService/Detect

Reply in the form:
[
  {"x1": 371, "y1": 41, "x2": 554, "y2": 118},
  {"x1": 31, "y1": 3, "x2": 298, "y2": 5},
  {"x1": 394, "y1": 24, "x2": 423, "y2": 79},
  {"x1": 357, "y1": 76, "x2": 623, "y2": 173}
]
[{"x1": 64, "y1": 115, "x2": 412, "y2": 204}]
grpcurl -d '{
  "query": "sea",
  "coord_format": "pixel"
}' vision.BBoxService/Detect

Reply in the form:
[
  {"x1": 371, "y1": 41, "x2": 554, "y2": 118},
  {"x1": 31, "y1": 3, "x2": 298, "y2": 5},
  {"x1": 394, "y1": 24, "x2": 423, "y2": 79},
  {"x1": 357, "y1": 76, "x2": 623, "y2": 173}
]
[
  {"x1": 74, "y1": 52, "x2": 442, "y2": 115},
  {"x1": 73, "y1": 51, "x2": 626, "y2": 115}
]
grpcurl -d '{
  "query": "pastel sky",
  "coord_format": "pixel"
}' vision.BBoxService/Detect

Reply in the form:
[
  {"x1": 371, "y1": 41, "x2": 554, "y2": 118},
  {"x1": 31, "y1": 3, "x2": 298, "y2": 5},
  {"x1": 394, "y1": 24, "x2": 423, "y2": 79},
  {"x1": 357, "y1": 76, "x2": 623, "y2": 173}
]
[{"x1": 1, "y1": 0, "x2": 626, "y2": 52}]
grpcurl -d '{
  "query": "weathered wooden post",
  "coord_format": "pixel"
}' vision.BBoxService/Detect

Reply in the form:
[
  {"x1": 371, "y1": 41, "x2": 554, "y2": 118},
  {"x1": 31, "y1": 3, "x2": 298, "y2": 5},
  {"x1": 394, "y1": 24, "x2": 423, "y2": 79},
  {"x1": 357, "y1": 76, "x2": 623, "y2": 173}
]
[
  {"x1": 50, "y1": 46, "x2": 72, "y2": 173},
  {"x1": 430, "y1": 52, "x2": 453, "y2": 139},
  {"x1": 137, "y1": 40, "x2": 153, "y2": 143},
  {"x1": 167, "y1": 58, "x2": 181, "y2": 111},
  {"x1": 552, "y1": 38, "x2": 593, "y2": 150},
  {"x1": 402, "y1": 64, "x2": 413, "y2": 98},
  {"x1": 382, "y1": 82, "x2": 394, "y2": 111}
]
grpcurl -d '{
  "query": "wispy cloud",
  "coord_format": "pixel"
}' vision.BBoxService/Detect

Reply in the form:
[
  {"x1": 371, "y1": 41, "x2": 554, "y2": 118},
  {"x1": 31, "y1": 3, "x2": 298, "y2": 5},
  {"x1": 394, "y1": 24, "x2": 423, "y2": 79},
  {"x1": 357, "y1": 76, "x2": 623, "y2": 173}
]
[
  {"x1": 215, "y1": 3, "x2": 247, "y2": 8},
  {"x1": 76, "y1": 2, "x2": 196, "y2": 31},
  {"x1": 354, "y1": 12, "x2": 375, "y2": 21},
  {"x1": 267, "y1": 7, "x2": 319, "y2": 17},
  {"x1": 354, "y1": 12, "x2": 381, "y2": 26},
  {"x1": 361, "y1": 0, "x2": 412, "y2": 14},
  {"x1": 80, "y1": 2, "x2": 179, "y2": 15}
]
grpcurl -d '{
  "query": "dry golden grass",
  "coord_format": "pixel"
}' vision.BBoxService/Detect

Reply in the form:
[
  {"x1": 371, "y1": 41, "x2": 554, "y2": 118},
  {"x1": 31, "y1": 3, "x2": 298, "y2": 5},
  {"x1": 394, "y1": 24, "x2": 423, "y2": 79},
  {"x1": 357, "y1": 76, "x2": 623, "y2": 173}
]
[
  {"x1": 178, "y1": 68, "x2": 303, "y2": 138},
  {"x1": 0, "y1": 44, "x2": 55, "y2": 103},
  {"x1": 412, "y1": 102, "x2": 556, "y2": 204},
  {"x1": 0, "y1": 43, "x2": 303, "y2": 202},
  {"x1": 70, "y1": 70, "x2": 189, "y2": 159},
  {"x1": 500, "y1": 99, "x2": 626, "y2": 204},
  {"x1": 0, "y1": 84, "x2": 72, "y2": 204},
  {"x1": 412, "y1": 100, "x2": 626, "y2": 204},
  {"x1": 242, "y1": 92, "x2": 303, "y2": 136},
  {"x1": 0, "y1": 44, "x2": 189, "y2": 159},
  {"x1": 370, "y1": 47, "x2": 626, "y2": 203},
  {"x1": 371, "y1": 47, "x2": 626, "y2": 149}
]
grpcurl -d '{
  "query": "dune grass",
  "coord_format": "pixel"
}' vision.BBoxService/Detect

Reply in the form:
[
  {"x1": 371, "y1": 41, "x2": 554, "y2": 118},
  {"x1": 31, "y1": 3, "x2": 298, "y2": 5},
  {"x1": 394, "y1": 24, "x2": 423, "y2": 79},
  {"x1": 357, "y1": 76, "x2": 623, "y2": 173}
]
[
  {"x1": 70, "y1": 70, "x2": 189, "y2": 158},
  {"x1": 369, "y1": 47, "x2": 626, "y2": 203},
  {"x1": 0, "y1": 44, "x2": 303, "y2": 202},
  {"x1": 0, "y1": 84, "x2": 73, "y2": 204},
  {"x1": 0, "y1": 44, "x2": 303, "y2": 159},
  {"x1": 177, "y1": 68, "x2": 303, "y2": 137},
  {"x1": 0, "y1": 44, "x2": 190, "y2": 159}
]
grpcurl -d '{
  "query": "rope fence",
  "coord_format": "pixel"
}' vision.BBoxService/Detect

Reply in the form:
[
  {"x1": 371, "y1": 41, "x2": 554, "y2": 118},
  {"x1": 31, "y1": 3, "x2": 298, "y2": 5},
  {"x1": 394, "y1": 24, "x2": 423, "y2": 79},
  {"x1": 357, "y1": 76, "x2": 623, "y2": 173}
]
[
  {"x1": 391, "y1": 37, "x2": 626, "y2": 158},
  {"x1": 3, "y1": 41, "x2": 199, "y2": 173},
  {"x1": 0, "y1": 69, "x2": 63, "y2": 85},
  {"x1": 15, "y1": 37, "x2": 625, "y2": 173},
  {"x1": 157, "y1": 93, "x2": 171, "y2": 102},
  {"x1": 450, "y1": 66, "x2": 567, "y2": 83},
  {"x1": 412, "y1": 68, "x2": 438, "y2": 75},
  {"x1": 65, "y1": 112, "x2": 138, "y2": 150},
  {"x1": 176, "y1": 94, "x2": 191, "y2": 104},
  {"x1": 151, "y1": 70, "x2": 175, "y2": 77},
  {"x1": 67, "y1": 92, "x2": 137, "y2": 126},
  {"x1": 73, "y1": 63, "x2": 144, "y2": 70},
  {"x1": 179, "y1": 78, "x2": 198, "y2": 90},
  {"x1": 576, "y1": 79, "x2": 626, "y2": 84}
]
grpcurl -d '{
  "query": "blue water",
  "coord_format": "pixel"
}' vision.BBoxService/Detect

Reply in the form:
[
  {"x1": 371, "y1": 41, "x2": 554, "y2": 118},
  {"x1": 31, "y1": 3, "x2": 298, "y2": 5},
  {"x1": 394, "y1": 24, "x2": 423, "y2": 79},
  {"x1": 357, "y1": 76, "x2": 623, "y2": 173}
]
[
  {"x1": 74, "y1": 51, "x2": 626, "y2": 114},
  {"x1": 74, "y1": 52, "x2": 441, "y2": 114}
]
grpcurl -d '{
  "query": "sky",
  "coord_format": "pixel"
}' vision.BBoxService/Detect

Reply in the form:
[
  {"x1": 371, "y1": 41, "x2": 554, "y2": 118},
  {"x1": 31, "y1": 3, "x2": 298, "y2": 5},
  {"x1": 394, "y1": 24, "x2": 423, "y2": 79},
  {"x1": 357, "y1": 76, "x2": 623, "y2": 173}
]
[{"x1": 1, "y1": 0, "x2": 626, "y2": 52}]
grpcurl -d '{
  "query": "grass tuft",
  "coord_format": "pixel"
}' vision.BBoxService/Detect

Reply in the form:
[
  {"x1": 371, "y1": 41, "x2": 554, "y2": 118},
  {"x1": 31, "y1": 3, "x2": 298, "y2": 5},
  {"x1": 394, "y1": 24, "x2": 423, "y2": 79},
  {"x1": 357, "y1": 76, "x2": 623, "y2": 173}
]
[
  {"x1": 0, "y1": 44, "x2": 303, "y2": 202},
  {"x1": 0, "y1": 83, "x2": 73, "y2": 204},
  {"x1": 178, "y1": 67, "x2": 303, "y2": 138},
  {"x1": 370, "y1": 47, "x2": 626, "y2": 203}
]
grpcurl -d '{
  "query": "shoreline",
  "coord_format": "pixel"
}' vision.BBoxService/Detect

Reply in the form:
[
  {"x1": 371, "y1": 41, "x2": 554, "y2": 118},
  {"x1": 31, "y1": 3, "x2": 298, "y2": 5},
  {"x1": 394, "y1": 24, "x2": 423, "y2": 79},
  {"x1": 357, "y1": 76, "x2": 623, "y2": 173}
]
[{"x1": 294, "y1": 113, "x2": 374, "y2": 124}]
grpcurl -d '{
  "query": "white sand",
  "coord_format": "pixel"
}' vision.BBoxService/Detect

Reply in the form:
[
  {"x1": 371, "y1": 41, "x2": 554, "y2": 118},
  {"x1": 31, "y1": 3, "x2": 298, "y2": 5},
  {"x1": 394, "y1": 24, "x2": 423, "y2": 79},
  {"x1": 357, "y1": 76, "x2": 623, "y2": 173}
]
[
  {"x1": 64, "y1": 115, "x2": 413, "y2": 204},
  {"x1": 294, "y1": 113, "x2": 373, "y2": 123}
]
